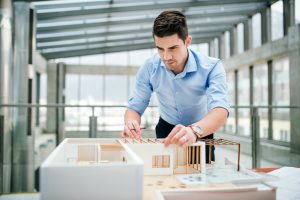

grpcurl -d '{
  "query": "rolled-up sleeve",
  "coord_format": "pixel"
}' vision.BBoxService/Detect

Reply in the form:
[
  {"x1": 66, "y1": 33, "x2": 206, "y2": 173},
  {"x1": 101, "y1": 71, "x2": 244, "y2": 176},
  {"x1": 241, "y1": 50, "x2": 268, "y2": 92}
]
[
  {"x1": 127, "y1": 61, "x2": 153, "y2": 116},
  {"x1": 206, "y1": 61, "x2": 230, "y2": 115}
]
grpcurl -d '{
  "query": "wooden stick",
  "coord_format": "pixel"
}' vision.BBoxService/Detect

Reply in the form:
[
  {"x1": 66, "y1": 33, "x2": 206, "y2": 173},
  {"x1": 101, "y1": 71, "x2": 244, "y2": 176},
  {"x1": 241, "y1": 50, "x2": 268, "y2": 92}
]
[
  {"x1": 237, "y1": 143, "x2": 241, "y2": 171},
  {"x1": 192, "y1": 146, "x2": 195, "y2": 169},
  {"x1": 209, "y1": 145, "x2": 212, "y2": 164},
  {"x1": 196, "y1": 146, "x2": 199, "y2": 171},
  {"x1": 185, "y1": 147, "x2": 188, "y2": 174},
  {"x1": 176, "y1": 147, "x2": 178, "y2": 169},
  {"x1": 200, "y1": 146, "x2": 202, "y2": 173}
]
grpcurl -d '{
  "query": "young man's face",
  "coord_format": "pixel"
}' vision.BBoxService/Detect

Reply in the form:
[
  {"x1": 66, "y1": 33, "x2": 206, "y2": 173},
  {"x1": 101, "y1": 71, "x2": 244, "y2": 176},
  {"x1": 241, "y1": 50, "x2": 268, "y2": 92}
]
[{"x1": 154, "y1": 34, "x2": 192, "y2": 74}]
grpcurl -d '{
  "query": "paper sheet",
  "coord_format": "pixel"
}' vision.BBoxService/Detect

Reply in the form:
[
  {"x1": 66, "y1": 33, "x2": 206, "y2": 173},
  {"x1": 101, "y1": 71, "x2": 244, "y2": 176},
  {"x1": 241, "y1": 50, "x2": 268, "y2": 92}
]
[{"x1": 267, "y1": 167, "x2": 300, "y2": 200}]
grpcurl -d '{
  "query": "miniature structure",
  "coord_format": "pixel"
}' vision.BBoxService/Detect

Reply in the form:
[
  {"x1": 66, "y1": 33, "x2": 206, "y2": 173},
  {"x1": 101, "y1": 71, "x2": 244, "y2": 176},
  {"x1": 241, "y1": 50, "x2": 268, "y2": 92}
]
[
  {"x1": 40, "y1": 138, "x2": 143, "y2": 200},
  {"x1": 40, "y1": 138, "x2": 244, "y2": 200},
  {"x1": 40, "y1": 138, "x2": 206, "y2": 200},
  {"x1": 200, "y1": 138, "x2": 241, "y2": 171},
  {"x1": 120, "y1": 138, "x2": 206, "y2": 175}
]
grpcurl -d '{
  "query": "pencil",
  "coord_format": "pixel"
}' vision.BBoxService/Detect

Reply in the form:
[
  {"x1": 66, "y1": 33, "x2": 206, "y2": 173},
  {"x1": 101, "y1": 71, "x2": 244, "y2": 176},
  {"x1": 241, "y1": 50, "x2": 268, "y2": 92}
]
[{"x1": 130, "y1": 127, "x2": 146, "y2": 130}]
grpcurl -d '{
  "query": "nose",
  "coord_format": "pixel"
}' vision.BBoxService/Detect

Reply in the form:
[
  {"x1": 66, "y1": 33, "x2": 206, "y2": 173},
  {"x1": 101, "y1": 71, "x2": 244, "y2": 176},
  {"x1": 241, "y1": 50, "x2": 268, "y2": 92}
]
[{"x1": 163, "y1": 51, "x2": 172, "y2": 60}]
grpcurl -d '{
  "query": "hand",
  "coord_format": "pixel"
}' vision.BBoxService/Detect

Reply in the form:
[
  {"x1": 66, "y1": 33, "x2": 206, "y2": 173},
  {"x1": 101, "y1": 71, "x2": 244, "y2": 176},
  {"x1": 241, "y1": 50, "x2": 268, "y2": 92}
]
[
  {"x1": 121, "y1": 119, "x2": 142, "y2": 139},
  {"x1": 163, "y1": 124, "x2": 197, "y2": 148}
]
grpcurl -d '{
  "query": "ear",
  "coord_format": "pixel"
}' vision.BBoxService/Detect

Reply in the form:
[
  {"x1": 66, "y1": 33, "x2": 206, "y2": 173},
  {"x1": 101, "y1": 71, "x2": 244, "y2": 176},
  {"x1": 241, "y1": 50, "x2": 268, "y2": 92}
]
[{"x1": 185, "y1": 35, "x2": 192, "y2": 47}]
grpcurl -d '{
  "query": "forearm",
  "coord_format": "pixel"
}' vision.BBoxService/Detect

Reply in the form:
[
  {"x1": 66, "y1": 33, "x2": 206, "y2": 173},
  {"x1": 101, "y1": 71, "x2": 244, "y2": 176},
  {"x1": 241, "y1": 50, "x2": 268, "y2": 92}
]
[
  {"x1": 193, "y1": 107, "x2": 228, "y2": 138},
  {"x1": 124, "y1": 108, "x2": 141, "y2": 125}
]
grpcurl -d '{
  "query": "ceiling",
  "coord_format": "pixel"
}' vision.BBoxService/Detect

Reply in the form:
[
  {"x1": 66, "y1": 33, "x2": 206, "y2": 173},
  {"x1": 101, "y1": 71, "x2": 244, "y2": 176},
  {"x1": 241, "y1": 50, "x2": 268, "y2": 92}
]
[{"x1": 22, "y1": 0, "x2": 277, "y2": 59}]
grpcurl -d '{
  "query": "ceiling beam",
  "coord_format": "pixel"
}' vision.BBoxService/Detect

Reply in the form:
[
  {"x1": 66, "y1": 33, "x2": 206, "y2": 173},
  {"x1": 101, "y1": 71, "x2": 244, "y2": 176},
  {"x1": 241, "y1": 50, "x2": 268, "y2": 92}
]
[
  {"x1": 36, "y1": 5, "x2": 265, "y2": 29},
  {"x1": 34, "y1": 0, "x2": 157, "y2": 10},
  {"x1": 13, "y1": 0, "x2": 54, "y2": 2},
  {"x1": 37, "y1": 15, "x2": 246, "y2": 34},
  {"x1": 36, "y1": 1, "x2": 269, "y2": 21},
  {"x1": 35, "y1": 0, "x2": 111, "y2": 10},
  {"x1": 41, "y1": 37, "x2": 213, "y2": 59},
  {"x1": 37, "y1": 32, "x2": 222, "y2": 50},
  {"x1": 38, "y1": 35, "x2": 153, "y2": 50},
  {"x1": 36, "y1": 2, "x2": 267, "y2": 23},
  {"x1": 36, "y1": 26, "x2": 232, "y2": 43}
]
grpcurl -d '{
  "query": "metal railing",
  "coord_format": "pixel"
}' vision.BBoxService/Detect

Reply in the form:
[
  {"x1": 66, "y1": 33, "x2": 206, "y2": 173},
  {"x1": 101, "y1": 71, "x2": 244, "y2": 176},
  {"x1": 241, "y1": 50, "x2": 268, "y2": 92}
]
[
  {"x1": 1, "y1": 103, "x2": 299, "y2": 168},
  {"x1": 0, "y1": 103, "x2": 158, "y2": 138},
  {"x1": 230, "y1": 105, "x2": 299, "y2": 168}
]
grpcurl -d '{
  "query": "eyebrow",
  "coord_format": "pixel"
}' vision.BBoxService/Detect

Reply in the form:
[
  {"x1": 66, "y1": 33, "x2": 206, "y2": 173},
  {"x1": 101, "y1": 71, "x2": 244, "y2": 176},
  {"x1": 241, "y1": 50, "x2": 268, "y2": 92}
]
[{"x1": 156, "y1": 45, "x2": 179, "y2": 50}]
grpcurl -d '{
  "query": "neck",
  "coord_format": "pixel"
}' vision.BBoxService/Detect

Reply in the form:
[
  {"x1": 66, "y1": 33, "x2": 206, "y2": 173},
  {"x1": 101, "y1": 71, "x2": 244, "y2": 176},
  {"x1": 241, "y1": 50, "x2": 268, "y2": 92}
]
[{"x1": 173, "y1": 49, "x2": 189, "y2": 75}]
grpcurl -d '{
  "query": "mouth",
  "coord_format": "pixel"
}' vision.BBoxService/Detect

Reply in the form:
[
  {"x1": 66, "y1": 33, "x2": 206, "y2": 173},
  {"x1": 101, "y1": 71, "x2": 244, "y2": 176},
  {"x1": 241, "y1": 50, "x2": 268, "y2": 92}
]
[{"x1": 166, "y1": 60, "x2": 175, "y2": 65}]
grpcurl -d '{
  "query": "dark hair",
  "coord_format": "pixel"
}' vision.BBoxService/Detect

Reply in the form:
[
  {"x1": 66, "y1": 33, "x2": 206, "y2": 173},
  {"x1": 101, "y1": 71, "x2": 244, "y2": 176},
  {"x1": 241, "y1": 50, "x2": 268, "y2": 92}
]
[{"x1": 152, "y1": 10, "x2": 188, "y2": 42}]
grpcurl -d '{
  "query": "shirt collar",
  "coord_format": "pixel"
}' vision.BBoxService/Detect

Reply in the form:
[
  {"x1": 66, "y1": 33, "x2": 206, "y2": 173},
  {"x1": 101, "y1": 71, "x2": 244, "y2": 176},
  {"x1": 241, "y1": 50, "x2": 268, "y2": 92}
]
[
  {"x1": 160, "y1": 49, "x2": 197, "y2": 79},
  {"x1": 184, "y1": 49, "x2": 198, "y2": 73}
]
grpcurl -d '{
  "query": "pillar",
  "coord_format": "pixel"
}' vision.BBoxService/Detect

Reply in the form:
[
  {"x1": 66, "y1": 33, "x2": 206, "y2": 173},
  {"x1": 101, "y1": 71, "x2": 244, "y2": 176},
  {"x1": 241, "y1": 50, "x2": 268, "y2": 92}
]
[
  {"x1": 243, "y1": 17, "x2": 253, "y2": 51},
  {"x1": 0, "y1": 0, "x2": 13, "y2": 193},
  {"x1": 218, "y1": 35, "x2": 225, "y2": 60},
  {"x1": 230, "y1": 26, "x2": 238, "y2": 56},
  {"x1": 46, "y1": 62, "x2": 65, "y2": 144},
  {"x1": 283, "y1": 0, "x2": 295, "y2": 36},
  {"x1": 261, "y1": 6, "x2": 271, "y2": 44},
  {"x1": 11, "y1": 2, "x2": 34, "y2": 192},
  {"x1": 288, "y1": 24, "x2": 300, "y2": 153},
  {"x1": 209, "y1": 39, "x2": 215, "y2": 57}
]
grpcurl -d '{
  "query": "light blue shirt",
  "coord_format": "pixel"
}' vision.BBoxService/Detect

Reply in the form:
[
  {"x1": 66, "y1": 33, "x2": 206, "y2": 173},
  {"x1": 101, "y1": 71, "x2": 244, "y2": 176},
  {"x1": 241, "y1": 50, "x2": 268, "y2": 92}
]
[{"x1": 128, "y1": 48, "x2": 230, "y2": 126}]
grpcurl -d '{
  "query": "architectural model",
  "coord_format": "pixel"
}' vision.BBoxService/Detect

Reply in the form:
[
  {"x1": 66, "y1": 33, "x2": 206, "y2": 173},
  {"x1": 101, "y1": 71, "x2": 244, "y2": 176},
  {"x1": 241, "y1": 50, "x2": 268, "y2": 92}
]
[
  {"x1": 40, "y1": 137, "x2": 274, "y2": 200},
  {"x1": 120, "y1": 138, "x2": 206, "y2": 175},
  {"x1": 40, "y1": 138, "x2": 206, "y2": 200}
]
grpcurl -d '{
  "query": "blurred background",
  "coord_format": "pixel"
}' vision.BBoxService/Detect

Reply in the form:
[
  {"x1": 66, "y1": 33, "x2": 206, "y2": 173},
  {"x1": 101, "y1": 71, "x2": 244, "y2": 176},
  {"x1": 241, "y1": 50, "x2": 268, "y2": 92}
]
[{"x1": 0, "y1": 0, "x2": 300, "y2": 194}]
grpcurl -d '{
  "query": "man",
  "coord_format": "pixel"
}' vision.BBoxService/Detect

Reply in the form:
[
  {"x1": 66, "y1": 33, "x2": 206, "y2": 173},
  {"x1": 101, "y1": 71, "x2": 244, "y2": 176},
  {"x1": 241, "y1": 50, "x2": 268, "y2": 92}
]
[{"x1": 121, "y1": 10, "x2": 229, "y2": 162}]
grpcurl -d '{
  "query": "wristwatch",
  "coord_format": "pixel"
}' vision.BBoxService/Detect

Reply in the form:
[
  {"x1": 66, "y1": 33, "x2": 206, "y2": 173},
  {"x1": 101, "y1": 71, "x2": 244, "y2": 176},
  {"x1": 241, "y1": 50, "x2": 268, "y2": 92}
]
[{"x1": 188, "y1": 124, "x2": 204, "y2": 140}]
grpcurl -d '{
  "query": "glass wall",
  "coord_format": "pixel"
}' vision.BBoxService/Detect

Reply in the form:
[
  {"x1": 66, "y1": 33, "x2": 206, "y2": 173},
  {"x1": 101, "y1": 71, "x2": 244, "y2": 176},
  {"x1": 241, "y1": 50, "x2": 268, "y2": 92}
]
[
  {"x1": 198, "y1": 43, "x2": 209, "y2": 56},
  {"x1": 252, "y1": 13, "x2": 262, "y2": 48},
  {"x1": 272, "y1": 57, "x2": 290, "y2": 142},
  {"x1": 271, "y1": 0, "x2": 283, "y2": 41},
  {"x1": 236, "y1": 23, "x2": 244, "y2": 54},
  {"x1": 237, "y1": 67, "x2": 250, "y2": 136},
  {"x1": 296, "y1": 0, "x2": 300, "y2": 23},
  {"x1": 190, "y1": 43, "x2": 209, "y2": 56},
  {"x1": 253, "y1": 63, "x2": 268, "y2": 138},
  {"x1": 39, "y1": 74, "x2": 48, "y2": 128},
  {"x1": 223, "y1": 56, "x2": 291, "y2": 143},
  {"x1": 61, "y1": 48, "x2": 166, "y2": 131},
  {"x1": 129, "y1": 49, "x2": 154, "y2": 66},
  {"x1": 224, "y1": 31, "x2": 230, "y2": 59},
  {"x1": 65, "y1": 75, "x2": 103, "y2": 131},
  {"x1": 226, "y1": 71, "x2": 235, "y2": 133}
]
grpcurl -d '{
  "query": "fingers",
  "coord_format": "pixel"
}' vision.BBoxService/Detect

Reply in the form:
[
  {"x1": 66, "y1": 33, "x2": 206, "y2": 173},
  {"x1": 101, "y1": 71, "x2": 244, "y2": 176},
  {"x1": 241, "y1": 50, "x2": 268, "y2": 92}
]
[
  {"x1": 131, "y1": 120, "x2": 142, "y2": 139},
  {"x1": 180, "y1": 136, "x2": 191, "y2": 148},
  {"x1": 164, "y1": 125, "x2": 195, "y2": 148},
  {"x1": 163, "y1": 125, "x2": 181, "y2": 147},
  {"x1": 121, "y1": 130, "x2": 126, "y2": 138},
  {"x1": 124, "y1": 125, "x2": 134, "y2": 138},
  {"x1": 170, "y1": 130, "x2": 185, "y2": 144},
  {"x1": 121, "y1": 120, "x2": 142, "y2": 139}
]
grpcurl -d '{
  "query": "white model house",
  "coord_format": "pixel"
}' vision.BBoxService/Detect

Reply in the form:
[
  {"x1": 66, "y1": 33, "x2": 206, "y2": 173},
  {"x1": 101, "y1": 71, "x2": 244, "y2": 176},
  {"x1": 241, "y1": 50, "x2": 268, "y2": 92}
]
[
  {"x1": 40, "y1": 138, "x2": 206, "y2": 200},
  {"x1": 121, "y1": 138, "x2": 206, "y2": 175}
]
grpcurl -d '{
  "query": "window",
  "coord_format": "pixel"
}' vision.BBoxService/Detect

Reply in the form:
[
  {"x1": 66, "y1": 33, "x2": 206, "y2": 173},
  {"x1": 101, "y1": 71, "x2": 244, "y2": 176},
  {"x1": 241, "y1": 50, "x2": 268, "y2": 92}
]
[
  {"x1": 152, "y1": 155, "x2": 170, "y2": 168},
  {"x1": 252, "y1": 13, "x2": 262, "y2": 48},
  {"x1": 279, "y1": 130, "x2": 288, "y2": 141},
  {"x1": 271, "y1": 0, "x2": 283, "y2": 40},
  {"x1": 262, "y1": 128, "x2": 268, "y2": 139}
]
